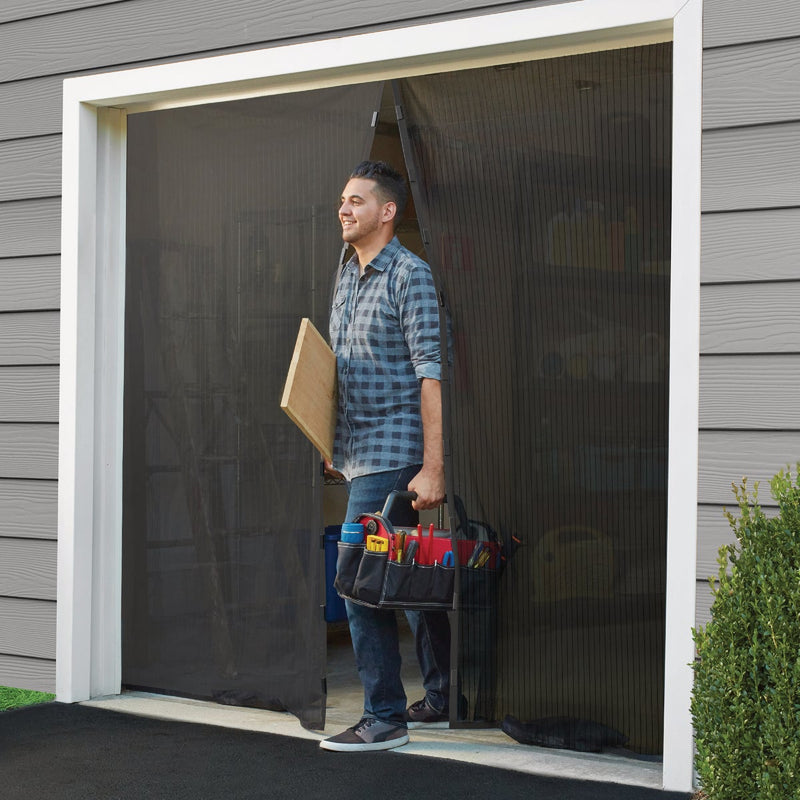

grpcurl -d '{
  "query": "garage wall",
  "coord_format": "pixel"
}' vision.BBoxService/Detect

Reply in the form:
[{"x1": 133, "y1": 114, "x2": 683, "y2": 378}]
[
  {"x1": 0, "y1": 0, "x2": 553, "y2": 692},
  {"x1": 697, "y1": 0, "x2": 800, "y2": 624}
]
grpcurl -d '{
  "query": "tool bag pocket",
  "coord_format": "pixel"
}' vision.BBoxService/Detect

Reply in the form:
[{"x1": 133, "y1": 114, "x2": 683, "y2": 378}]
[
  {"x1": 352, "y1": 549, "x2": 388, "y2": 605},
  {"x1": 381, "y1": 561, "x2": 415, "y2": 603},
  {"x1": 460, "y1": 565, "x2": 499, "y2": 609},
  {"x1": 334, "y1": 542, "x2": 364, "y2": 599},
  {"x1": 428, "y1": 563, "x2": 455, "y2": 605},
  {"x1": 380, "y1": 561, "x2": 454, "y2": 609}
]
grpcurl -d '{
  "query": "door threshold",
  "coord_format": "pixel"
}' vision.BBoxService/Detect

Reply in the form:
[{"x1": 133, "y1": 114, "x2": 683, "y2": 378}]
[{"x1": 82, "y1": 691, "x2": 666, "y2": 791}]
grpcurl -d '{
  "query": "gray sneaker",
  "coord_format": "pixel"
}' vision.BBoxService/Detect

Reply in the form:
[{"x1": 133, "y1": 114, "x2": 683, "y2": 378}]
[
  {"x1": 320, "y1": 717, "x2": 409, "y2": 752},
  {"x1": 404, "y1": 697, "x2": 449, "y2": 728}
]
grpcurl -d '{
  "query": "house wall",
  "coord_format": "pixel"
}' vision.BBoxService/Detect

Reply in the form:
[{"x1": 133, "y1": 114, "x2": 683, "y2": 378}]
[
  {"x1": 1, "y1": 0, "x2": 795, "y2": 695},
  {"x1": 0, "y1": 0, "x2": 557, "y2": 694},
  {"x1": 697, "y1": 1, "x2": 800, "y2": 625}
]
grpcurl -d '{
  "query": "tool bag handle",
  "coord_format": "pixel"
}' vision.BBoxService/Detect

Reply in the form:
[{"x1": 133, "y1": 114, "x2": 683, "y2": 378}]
[
  {"x1": 380, "y1": 490, "x2": 451, "y2": 519},
  {"x1": 380, "y1": 490, "x2": 417, "y2": 519}
]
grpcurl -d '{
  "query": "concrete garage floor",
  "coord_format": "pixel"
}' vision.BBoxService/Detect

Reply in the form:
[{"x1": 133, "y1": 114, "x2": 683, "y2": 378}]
[{"x1": 84, "y1": 617, "x2": 666, "y2": 791}]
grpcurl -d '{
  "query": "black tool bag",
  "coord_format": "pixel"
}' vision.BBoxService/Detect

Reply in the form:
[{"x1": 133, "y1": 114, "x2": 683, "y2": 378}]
[{"x1": 334, "y1": 491, "x2": 500, "y2": 611}]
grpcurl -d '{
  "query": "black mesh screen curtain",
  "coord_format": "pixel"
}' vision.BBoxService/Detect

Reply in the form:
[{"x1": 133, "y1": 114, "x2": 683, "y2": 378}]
[
  {"x1": 401, "y1": 44, "x2": 671, "y2": 752},
  {"x1": 123, "y1": 84, "x2": 381, "y2": 729}
]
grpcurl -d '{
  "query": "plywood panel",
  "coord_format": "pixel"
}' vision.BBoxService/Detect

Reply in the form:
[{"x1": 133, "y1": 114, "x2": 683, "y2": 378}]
[
  {"x1": 0, "y1": 653, "x2": 54, "y2": 693},
  {"x1": 703, "y1": 123, "x2": 800, "y2": 212},
  {"x1": 0, "y1": 366, "x2": 59, "y2": 422},
  {"x1": 0, "y1": 597, "x2": 55, "y2": 660},
  {"x1": 0, "y1": 135, "x2": 60, "y2": 203},
  {"x1": 0, "y1": 424, "x2": 58, "y2": 480},
  {"x1": 698, "y1": 430, "x2": 800, "y2": 505},
  {"x1": 280, "y1": 318, "x2": 336, "y2": 461},
  {"x1": 700, "y1": 354, "x2": 800, "y2": 430},
  {"x1": 702, "y1": 209, "x2": 800, "y2": 284},
  {"x1": 0, "y1": 311, "x2": 60, "y2": 365},
  {"x1": 0, "y1": 256, "x2": 60, "y2": 311},
  {"x1": 0, "y1": 539, "x2": 57, "y2": 601},
  {"x1": 0, "y1": 199, "x2": 60, "y2": 258},
  {"x1": 704, "y1": 0, "x2": 800, "y2": 48},
  {"x1": 700, "y1": 283, "x2": 800, "y2": 354},
  {"x1": 0, "y1": 479, "x2": 57, "y2": 540},
  {"x1": 704, "y1": 39, "x2": 800, "y2": 130},
  {"x1": 0, "y1": 0, "x2": 525, "y2": 83}
]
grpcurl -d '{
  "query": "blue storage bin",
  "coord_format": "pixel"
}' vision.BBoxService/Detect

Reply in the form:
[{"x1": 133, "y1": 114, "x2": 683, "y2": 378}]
[{"x1": 324, "y1": 526, "x2": 348, "y2": 623}]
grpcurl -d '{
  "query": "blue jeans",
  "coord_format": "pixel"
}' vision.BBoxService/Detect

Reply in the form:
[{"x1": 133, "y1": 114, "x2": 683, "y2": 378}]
[{"x1": 344, "y1": 465, "x2": 451, "y2": 726}]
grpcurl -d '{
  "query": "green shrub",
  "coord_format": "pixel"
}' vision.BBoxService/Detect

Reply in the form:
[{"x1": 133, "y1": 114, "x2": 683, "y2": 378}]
[{"x1": 691, "y1": 468, "x2": 800, "y2": 799}]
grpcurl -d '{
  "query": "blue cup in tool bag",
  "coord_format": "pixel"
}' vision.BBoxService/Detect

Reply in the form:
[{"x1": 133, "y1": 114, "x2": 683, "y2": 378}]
[{"x1": 341, "y1": 522, "x2": 365, "y2": 544}]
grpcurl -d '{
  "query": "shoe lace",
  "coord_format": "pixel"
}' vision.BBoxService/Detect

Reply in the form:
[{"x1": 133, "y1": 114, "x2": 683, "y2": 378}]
[{"x1": 354, "y1": 717, "x2": 379, "y2": 734}]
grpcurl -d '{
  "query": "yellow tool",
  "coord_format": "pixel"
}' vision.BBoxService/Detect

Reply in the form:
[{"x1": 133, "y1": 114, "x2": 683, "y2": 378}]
[
  {"x1": 395, "y1": 531, "x2": 406, "y2": 563},
  {"x1": 366, "y1": 535, "x2": 389, "y2": 553}
]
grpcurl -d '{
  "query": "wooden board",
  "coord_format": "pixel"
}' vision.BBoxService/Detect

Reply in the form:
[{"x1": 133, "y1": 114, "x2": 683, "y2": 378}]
[{"x1": 280, "y1": 317, "x2": 337, "y2": 462}]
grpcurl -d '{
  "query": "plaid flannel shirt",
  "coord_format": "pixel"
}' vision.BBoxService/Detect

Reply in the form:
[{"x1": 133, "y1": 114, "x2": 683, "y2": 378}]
[{"x1": 329, "y1": 237, "x2": 441, "y2": 480}]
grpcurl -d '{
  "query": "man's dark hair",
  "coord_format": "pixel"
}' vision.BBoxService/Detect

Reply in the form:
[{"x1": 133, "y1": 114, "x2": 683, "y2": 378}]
[{"x1": 350, "y1": 160, "x2": 409, "y2": 222}]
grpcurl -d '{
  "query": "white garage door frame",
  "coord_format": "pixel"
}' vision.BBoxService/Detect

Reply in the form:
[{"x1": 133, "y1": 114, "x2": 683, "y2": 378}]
[{"x1": 56, "y1": 0, "x2": 702, "y2": 791}]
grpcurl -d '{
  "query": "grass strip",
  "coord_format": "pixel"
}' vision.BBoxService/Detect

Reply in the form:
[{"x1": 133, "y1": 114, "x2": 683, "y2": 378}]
[{"x1": 0, "y1": 685, "x2": 55, "y2": 711}]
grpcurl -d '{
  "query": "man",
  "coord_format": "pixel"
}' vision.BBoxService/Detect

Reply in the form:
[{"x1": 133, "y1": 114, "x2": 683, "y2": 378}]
[{"x1": 320, "y1": 161, "x2": 451, "y2": 752}]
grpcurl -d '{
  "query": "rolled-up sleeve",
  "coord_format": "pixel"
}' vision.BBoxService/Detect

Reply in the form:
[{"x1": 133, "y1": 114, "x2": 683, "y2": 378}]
[{"x1": 398, "y1": 264, "x2": 441, "y2": 381}]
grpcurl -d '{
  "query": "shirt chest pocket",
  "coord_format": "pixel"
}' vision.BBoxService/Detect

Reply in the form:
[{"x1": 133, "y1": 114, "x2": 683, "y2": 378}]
[{"x1": 330, "y1": 293, "x2": 347, "y2": 339}]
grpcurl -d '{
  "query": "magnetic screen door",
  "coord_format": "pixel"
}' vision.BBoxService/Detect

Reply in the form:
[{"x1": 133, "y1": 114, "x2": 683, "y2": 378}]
[
  {"x1": 402, "y1": 43, "x2": 671, "y2": 752},
  {"x1": 123, "y1": 83, "x2": 381, "y2": 728}
]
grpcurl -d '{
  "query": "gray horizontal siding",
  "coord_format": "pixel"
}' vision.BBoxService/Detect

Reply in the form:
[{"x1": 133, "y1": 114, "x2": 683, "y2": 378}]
[
  {"x1": 697, "y1": 489, "x2": 796, "y2": 625},
  {"x1": 0, "y1": 539, "x2": 56, "y2": 601},
  {"x1": 0, "y1": 0, "x2": 526, "y2": 84},
  {"x1": 701, "y1": 208, "x2": 800, "y2": 283},
  {"x1": 703, "y1": 39, "x2": 800, "y2": 130},
  {"x1": 702, "y1": 123, "x2": 800, "y2": 212},
  {"x1": 0, "y1": 366, "x2": 59, "y2": 422},
  {"x1": 0, "y1": 198, "x2": 60, "y2": 258},
  {"x1": 0, "y1": 135, "x2": 60, "y2": 203},
  {"x1": 700, "y1": 283, "x2": 800, "y2": 355},
  {"x1": 0, "y1": 480, "x2": 57, "y2": 540},
  {"x1": 0, "y1": 424, "x2": 58, "y2": 480},
  {"x1": 704, "y1": 0, "x2": 800, "y2": 49},
  {"x1": 0, "y1": 311, "x2": 60, "y2": 365},
  {"x1": 0, "y1": 0, "x2": 126, "y2": 25},
  {"x1": 0, "y1": 597, "x2": 55, "y2": 660},
  {"x1": 697, "y1": 505, "x2": 737, "y2": 578},
  {"x1": 0, "y1": 256, "x2": 60, "y2": 311},
  {"x1": 695, "y1": 584, "x2": 713, "y2": 629},
  {"x1": 0, "y1": 76, "x2": 63, "y2": 142},
  {"x1": 698, "y1": 431, "x2": 800, "y2": 505},
  {"x1": 696, "y1": 493, "x2": 790, "y2": 629},
  {"x1": 700, "y1": 0, "x2": 800, "y2": 643},
  {"x1": 0, "y1": 653, "x2": 54, "y2": 692},
  {"x1": 700, "y1": 355, "x2": 800, "y2": 430}
]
